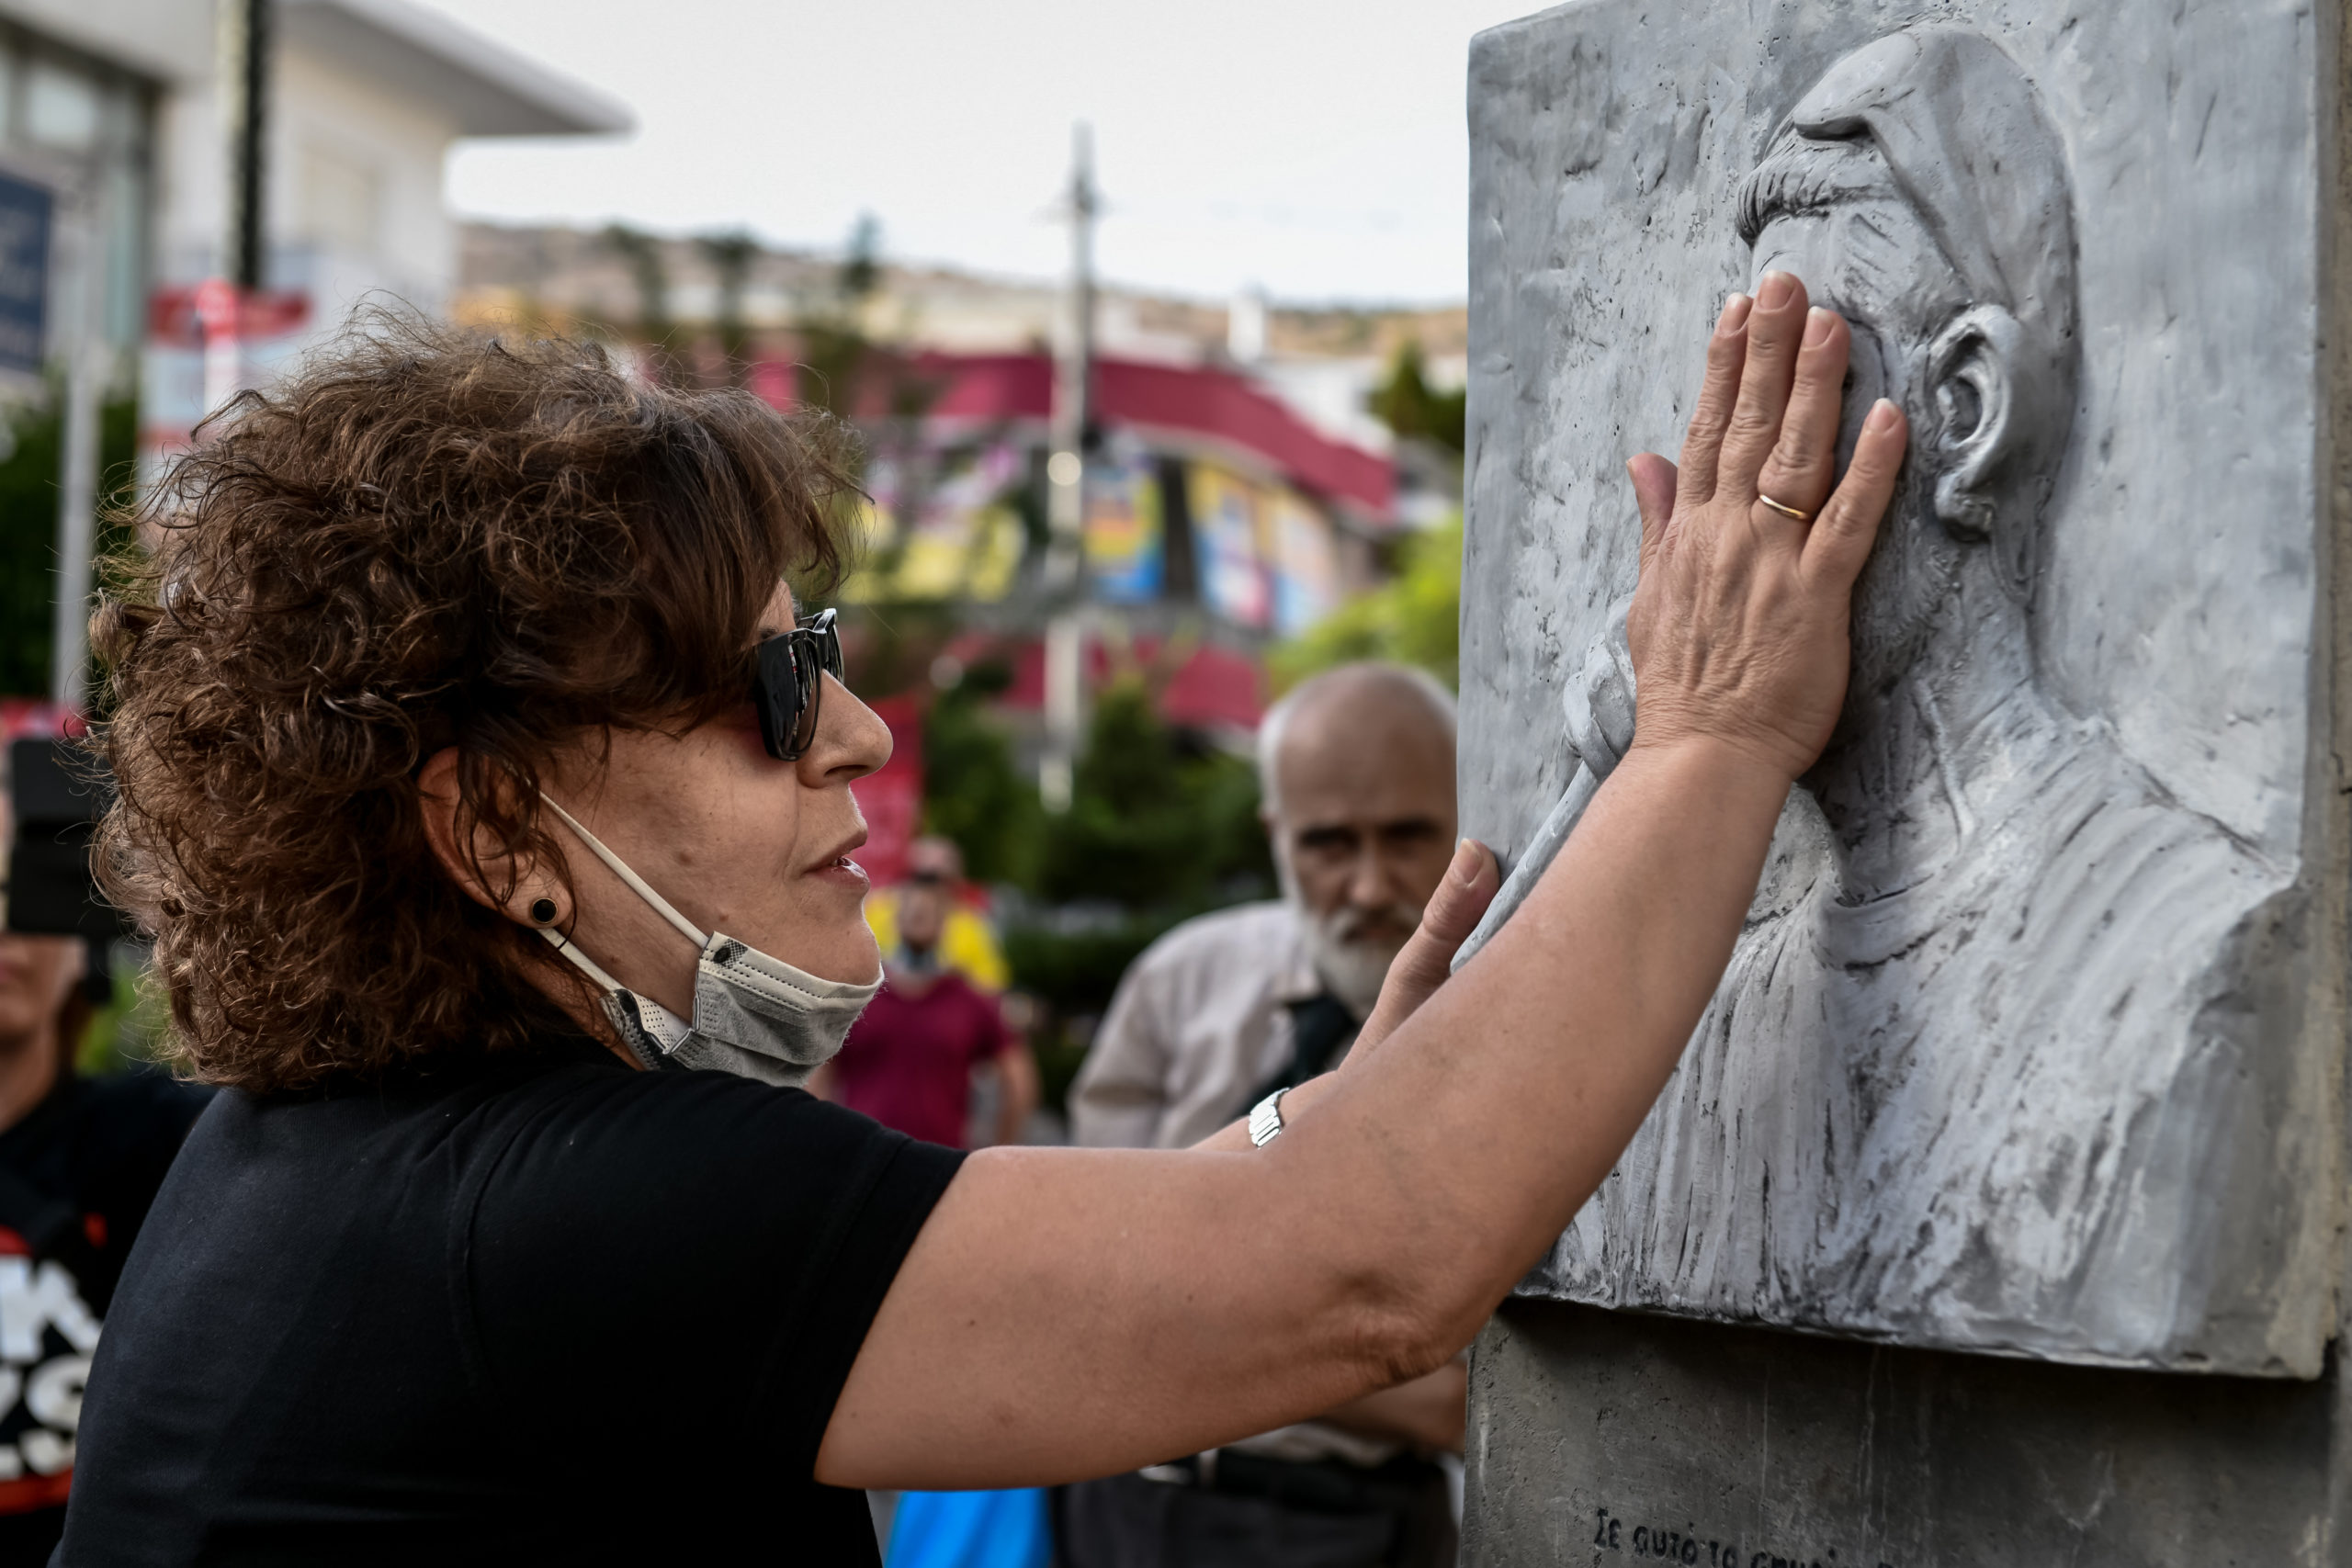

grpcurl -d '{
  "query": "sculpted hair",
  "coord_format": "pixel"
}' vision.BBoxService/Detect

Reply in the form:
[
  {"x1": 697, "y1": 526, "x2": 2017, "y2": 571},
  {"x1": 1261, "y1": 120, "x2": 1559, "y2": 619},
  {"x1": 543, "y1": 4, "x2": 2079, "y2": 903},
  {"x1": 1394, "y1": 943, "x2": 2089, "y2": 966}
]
[
  {"x1": 93, "y1": 315, "x2": 859, "y2": 1092},
  {"x1": 1735, "y1": 26, "x2": 2079, "y2": 360}
]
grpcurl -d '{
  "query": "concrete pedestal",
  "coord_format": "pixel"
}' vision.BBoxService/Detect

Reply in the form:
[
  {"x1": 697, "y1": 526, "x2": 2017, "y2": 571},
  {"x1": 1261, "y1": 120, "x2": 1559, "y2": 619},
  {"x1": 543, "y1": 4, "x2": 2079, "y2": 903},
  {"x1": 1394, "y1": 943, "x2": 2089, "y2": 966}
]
[
  {"x1": 1464, "y1": 1301, "x2": 2347, "y2": 1568},
  {"x1": 1459, "y1": 0, "x2": 2352, "y2": 1556}
]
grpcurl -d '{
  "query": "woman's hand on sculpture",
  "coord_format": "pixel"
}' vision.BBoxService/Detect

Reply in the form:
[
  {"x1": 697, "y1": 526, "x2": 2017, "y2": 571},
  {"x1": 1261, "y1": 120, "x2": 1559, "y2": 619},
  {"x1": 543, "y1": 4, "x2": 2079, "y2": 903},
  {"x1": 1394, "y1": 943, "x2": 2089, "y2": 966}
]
[{"x1": 1623, "y1": 271, "x2": 1908, "y2": 784}]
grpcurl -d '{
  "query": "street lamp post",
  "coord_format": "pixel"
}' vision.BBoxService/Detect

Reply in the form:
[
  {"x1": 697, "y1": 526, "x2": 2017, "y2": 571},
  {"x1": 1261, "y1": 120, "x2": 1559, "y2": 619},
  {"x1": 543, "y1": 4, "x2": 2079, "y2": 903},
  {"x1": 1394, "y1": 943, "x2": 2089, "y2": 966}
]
[
  {"x1": 1040, "y1": 123, "x2": 1097, "y2": 813},
  {"x1": 49, "y1": 189, "x2": 107, "y2": 713},
  {"x1": 204, "y1": 0, "x2": 270, "y2": 416}
]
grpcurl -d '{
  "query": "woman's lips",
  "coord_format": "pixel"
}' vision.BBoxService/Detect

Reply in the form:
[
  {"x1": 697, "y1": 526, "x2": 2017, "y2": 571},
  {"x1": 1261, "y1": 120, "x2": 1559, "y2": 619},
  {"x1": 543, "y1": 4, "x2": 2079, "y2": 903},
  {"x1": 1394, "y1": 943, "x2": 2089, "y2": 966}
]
[
  {"x1": 810, "y1": 855, "x2": 869, "y2": 892},
  {"x1": 806, "y1": 826, "x2": 867, "y2": 872},
  {"x1": 808, "y1": 825, "x2": 870, "y2": 885},
  {"x1": 802, "y1": 824, "x2": 868, "y2": 890}
]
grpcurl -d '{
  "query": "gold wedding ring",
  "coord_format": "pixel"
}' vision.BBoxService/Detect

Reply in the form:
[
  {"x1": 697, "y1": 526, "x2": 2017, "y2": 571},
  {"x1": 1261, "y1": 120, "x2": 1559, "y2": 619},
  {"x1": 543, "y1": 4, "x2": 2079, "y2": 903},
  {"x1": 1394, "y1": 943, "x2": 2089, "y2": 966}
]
[{"x1": 1756, "y1": 492, "x2": 1813, "y2": 524}]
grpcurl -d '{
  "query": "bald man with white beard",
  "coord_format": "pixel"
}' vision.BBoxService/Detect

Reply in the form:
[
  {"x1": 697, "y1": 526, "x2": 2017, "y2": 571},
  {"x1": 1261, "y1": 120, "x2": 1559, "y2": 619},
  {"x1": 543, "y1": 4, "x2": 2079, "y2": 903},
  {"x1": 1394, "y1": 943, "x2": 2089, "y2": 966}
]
[{"x1": 1064, "y1": 662, "x2": 1464, "y2": 1568}]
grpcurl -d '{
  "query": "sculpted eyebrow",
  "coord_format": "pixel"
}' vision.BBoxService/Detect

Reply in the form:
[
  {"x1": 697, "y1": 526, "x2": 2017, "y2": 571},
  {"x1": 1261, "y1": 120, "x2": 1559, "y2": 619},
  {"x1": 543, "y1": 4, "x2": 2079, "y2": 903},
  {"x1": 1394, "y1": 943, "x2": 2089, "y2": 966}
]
[{"x1": 1735, "y1": 139, "x2": 1886, "y2": 244}]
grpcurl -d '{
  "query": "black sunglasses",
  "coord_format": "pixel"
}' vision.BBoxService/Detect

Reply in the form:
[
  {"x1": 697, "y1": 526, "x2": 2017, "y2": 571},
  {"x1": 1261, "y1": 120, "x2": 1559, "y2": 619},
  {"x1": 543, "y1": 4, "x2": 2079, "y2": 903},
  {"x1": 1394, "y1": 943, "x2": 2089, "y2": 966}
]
[{"x1": 752, "y1": 609, "x2": 846, "y2": 761}]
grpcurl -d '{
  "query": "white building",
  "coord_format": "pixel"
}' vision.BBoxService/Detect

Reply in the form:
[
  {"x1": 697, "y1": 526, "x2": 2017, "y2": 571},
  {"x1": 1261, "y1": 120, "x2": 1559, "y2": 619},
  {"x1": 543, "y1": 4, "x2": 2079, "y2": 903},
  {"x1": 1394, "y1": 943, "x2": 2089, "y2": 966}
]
[{"x1": 0, "y1": 0, "x2": 628, "y2": 449}]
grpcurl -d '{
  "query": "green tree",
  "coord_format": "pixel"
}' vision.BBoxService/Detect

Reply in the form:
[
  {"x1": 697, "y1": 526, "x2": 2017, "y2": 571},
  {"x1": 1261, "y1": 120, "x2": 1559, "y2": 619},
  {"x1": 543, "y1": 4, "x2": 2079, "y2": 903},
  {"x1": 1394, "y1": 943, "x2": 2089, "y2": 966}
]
[
  {"x1": 921, "y1": 663, "x2": 1044, "y2": 888},
  {"x1": 0, "y1": 389, "x2": 140, "y2": 697},
  {"x1": 917, "y1": 669, "x2": 1273, "y2": 913},
  {"x1": 1369, "y1": 341, "x2": 1465, "y2": 456},
  {"x1": 1270, "y1": 512, "x2": 1461, "y2": 692},
  {"x1": 1037, "y1": 681, "x2": 1272, "y2": 908}
]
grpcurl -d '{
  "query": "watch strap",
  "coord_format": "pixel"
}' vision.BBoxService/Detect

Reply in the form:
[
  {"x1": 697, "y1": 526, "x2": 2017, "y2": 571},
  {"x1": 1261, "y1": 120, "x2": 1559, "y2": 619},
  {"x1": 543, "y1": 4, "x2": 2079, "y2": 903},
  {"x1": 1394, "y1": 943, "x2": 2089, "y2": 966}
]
[{"x1": 1248, "y1": 1088, "x2": 1288, "y2": 1147}]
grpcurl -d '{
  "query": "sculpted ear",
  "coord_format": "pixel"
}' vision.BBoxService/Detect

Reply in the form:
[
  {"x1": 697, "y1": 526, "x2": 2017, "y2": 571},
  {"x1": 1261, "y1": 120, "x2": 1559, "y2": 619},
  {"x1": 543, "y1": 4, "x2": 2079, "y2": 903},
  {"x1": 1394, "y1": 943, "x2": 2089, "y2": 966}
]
[{"x1": 1926, "y1": 304, "x2": 2040, "y2": 599}]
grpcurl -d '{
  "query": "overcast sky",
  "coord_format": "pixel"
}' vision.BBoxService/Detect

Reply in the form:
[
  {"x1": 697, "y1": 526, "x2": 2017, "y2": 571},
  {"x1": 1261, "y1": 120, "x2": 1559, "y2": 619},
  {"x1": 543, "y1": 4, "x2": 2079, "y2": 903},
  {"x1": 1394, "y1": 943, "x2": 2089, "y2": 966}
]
[{"x1": 418, "y1": 0, "x2": 1540, "y2": 306}]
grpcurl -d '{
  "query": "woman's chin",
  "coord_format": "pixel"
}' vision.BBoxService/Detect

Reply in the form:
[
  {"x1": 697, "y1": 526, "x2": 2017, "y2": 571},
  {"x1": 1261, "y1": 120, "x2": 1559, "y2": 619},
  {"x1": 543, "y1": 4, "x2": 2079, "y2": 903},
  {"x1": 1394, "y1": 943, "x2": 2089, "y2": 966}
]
[
  {"x1": 810, "y1": 926, "x2": 884, "y2": 986},
  {"x1": 745, "y1": 869, "x2": 883, "y2": 982},
  {"x1": 778, "y1": 888, "x2": 884, "y2": 984}
]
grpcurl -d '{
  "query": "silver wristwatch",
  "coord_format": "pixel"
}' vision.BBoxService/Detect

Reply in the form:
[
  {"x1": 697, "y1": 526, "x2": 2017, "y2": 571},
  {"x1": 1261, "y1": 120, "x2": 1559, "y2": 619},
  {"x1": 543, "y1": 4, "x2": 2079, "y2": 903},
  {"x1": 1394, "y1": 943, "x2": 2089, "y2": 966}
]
[{"x1": 1248, "y1": 1088, "x2": 1289, "y2": 1147}]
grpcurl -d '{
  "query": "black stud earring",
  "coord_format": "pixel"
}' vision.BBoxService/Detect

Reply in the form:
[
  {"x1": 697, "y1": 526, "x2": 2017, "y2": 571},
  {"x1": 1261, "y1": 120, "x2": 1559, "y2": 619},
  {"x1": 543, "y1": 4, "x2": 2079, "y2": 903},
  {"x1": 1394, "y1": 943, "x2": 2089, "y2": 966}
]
[{"x1": 528, "y1": 897, "x2": 559, "y2": 926}]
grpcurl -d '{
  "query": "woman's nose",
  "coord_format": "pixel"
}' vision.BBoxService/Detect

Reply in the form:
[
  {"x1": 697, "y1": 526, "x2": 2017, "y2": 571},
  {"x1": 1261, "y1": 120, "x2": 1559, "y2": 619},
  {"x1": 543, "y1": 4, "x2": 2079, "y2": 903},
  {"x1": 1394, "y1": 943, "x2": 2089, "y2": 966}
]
[{"x1": 799, "y1": 672, "x2": 892, "y2": 784}]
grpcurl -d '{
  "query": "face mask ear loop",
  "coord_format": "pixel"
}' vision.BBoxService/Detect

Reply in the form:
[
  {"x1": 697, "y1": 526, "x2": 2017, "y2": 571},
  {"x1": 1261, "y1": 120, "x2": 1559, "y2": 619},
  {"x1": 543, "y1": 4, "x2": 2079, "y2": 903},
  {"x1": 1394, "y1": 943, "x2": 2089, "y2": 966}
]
[
  {"x1": 537, "y1": 794, "x2": 710, "y2": 950},
  {"x1": 536, "y1": 924, "x2": 626, "y2": 994},
  {"x1": 537, "y1": 926, "x2": 666, "y2": 1072}
]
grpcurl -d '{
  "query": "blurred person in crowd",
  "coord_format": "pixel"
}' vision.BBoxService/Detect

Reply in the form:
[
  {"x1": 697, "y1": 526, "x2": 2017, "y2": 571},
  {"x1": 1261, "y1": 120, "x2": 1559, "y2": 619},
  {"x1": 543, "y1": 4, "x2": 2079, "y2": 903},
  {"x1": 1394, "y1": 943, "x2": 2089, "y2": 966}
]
[
  {"x1": 1063, "y1": 663, "x2": 1467, "y2": 1567},
  {"x1": 865, "y1": 837, "x2": 1008, "y2": 993},
  {"x1": 836, "y1": 866, "x2": 1048, "y2": 1566},
  {"x1": 820, "y1": 874, "x2": 1037, "y2": 1149},
  {"x1": 0, "y1": 755, "x2": 207, "y2": 1564},
  {"x1": 55, "y1": 290, "x2": 1903, "y2": 1561}
]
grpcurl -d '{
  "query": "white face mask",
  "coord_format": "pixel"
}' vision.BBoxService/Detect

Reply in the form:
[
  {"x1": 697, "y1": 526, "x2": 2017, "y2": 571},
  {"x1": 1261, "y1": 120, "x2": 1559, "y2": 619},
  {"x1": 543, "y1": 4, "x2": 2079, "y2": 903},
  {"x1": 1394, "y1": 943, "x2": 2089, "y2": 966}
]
[{"x1": 532, "y1": 795, "x2": 881, "y2": 1086}]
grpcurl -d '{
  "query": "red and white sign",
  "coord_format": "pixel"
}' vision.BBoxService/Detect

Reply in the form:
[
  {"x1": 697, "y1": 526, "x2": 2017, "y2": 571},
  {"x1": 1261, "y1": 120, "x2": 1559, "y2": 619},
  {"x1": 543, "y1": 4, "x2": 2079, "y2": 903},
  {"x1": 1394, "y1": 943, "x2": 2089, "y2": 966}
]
[{"x1": 139, "y1": 283, "x2": 311, "y2": 467}]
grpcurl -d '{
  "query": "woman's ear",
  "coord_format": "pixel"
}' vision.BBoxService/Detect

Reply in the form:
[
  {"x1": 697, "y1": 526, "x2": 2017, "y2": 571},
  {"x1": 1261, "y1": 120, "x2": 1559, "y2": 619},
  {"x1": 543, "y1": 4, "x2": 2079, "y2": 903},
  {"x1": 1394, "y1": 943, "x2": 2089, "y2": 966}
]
[{"x1": 417, "y1": 749, "x2": 559, "y2": 925}]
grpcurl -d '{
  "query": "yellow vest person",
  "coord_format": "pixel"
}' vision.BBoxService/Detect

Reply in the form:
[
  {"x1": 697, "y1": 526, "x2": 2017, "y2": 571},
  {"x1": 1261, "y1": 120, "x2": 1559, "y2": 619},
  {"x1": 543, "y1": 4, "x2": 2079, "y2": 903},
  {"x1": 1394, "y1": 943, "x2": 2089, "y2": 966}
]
[{"x1": 866, "y1": 887, "x2": 1009, "y2": 994}]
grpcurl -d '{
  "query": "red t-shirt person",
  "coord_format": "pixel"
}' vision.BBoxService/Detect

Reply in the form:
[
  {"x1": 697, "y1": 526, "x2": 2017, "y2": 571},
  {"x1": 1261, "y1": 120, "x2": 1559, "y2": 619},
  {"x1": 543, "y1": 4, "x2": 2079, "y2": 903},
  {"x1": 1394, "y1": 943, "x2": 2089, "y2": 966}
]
[
  {"x1": 824, "y1": 878, "x2": 1037, "y2": 1149},
  {"x1": 832, "y1": 974, "x2": 1018, "y2": 1147}
]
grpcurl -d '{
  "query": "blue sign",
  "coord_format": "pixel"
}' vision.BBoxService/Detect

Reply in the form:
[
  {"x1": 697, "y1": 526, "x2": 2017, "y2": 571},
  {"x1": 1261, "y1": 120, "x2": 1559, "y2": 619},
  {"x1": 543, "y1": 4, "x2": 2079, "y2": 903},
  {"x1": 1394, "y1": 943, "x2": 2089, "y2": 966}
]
[{"x1": 0, "y1": 173, "x2": 52, "y2": 377}]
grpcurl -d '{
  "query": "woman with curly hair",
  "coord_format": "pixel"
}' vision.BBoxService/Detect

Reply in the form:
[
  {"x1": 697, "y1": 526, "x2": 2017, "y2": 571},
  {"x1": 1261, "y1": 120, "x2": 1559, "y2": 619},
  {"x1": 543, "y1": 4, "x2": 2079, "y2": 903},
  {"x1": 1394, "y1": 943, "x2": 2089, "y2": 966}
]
[{"x1": 59, "y1": 284, "x2": 1902, "y2": 1563}]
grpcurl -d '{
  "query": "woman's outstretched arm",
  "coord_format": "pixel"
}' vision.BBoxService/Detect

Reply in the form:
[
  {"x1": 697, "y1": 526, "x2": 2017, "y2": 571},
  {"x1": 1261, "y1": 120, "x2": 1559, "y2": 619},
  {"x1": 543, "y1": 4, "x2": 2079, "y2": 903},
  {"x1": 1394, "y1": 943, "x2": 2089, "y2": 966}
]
[{"x1": 818, "y1": 275, "x2": 1907, "y2": 1490}]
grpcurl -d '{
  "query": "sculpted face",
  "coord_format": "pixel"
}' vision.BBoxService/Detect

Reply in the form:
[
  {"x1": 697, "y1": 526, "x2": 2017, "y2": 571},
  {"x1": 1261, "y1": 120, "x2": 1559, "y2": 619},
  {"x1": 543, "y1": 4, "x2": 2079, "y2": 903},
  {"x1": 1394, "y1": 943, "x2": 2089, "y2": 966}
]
[
  {"x1": 1734, "y1": 28, "x2": 2080, "y2": 730},
  {"x1": 1749, "y1": 147, "x2": 1973, "y2": 705}
]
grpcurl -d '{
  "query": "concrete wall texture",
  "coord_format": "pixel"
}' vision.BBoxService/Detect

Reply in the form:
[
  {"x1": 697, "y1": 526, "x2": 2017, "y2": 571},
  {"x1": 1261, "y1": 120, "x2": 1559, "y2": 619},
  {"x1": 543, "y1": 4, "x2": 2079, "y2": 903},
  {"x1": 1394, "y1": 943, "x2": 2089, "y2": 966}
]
[{"x1": 1459, "y1": 0, "x2": 2347, "y2": 1376}]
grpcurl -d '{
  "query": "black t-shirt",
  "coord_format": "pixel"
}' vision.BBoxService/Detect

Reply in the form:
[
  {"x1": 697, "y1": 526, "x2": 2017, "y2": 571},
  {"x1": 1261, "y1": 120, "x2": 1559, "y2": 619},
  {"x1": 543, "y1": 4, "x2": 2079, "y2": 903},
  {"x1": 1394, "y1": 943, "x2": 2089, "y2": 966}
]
[
  {"x1": 0, "y1": 1070, "x2": 209, "y2": 1568},
  {"x1": 56, "y1": 1034, "x2": 966, "y2": 1566}
]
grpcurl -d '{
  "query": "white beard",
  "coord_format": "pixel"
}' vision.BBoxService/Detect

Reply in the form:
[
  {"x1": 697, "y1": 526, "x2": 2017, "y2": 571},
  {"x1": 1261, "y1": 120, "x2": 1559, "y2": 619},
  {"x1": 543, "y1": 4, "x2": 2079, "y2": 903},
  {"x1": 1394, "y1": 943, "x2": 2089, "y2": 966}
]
[
  {"x1": 1304, "y1": 918, "x2": 1396, "y2": 1021},
  {"x1": 1277, "y1": 845, "x2": 1423, "y2": 1021}
]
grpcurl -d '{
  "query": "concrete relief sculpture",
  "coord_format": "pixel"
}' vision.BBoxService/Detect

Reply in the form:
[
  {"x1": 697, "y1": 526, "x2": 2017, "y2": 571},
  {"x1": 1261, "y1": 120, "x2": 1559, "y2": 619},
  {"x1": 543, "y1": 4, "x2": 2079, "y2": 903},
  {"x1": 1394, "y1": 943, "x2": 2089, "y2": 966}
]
[{"x1": 1461, "y1": 4, "x2": 2339, "y2": 1375}]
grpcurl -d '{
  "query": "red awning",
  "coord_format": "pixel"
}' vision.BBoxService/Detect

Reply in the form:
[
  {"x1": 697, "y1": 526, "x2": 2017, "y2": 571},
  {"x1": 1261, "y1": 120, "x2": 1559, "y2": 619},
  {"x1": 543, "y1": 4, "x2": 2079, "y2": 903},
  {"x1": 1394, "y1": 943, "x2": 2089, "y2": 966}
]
[
  {"x1": 903, "y1": 351, "x2": 1392, "y2": 520},
  {"x1": 991, "y1": 635, "x2": 1265, "y2": 733}
]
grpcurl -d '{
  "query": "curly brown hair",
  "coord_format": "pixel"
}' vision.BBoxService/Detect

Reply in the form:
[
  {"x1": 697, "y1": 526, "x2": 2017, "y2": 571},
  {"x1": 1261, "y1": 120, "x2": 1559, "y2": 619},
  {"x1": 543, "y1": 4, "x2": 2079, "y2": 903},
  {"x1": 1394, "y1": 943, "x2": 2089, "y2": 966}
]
[{"x1": 93, "y1": 316, "x2": 860, "y2": 1093}]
